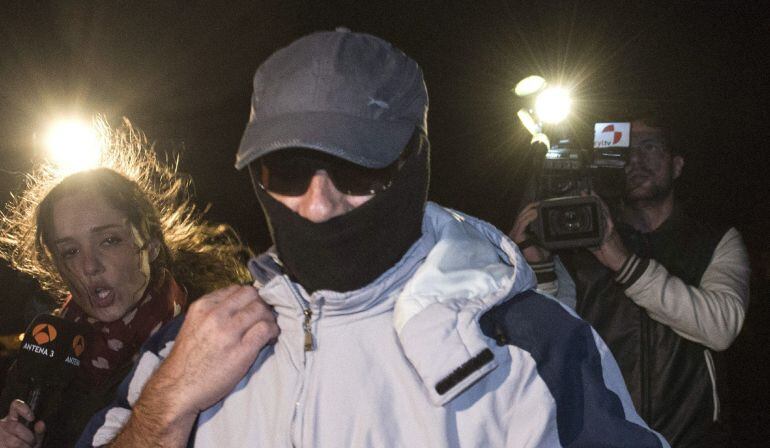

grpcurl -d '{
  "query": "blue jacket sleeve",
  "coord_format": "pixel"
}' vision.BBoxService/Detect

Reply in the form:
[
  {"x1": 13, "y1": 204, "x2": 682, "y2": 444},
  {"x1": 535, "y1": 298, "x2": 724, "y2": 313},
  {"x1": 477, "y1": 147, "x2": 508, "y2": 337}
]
[
  {"x1": 480, "y1": 290, "x2": 669, "y2": 447},
  {"x1": 75, "y1": 316, "x2": 186, "y2": 447}
]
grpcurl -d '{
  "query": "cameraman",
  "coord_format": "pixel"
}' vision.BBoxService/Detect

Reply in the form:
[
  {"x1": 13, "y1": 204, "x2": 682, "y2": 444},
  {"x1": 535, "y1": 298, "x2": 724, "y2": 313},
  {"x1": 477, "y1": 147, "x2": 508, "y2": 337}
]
[{"x1": 510, "y1": 118, "x2": 750, "y2": 447}]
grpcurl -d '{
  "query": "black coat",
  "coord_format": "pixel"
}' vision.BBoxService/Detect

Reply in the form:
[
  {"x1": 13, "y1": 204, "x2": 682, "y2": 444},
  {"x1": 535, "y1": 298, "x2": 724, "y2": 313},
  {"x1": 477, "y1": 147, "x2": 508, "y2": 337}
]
[{"x1": 561, "y1": 209, "x2": 729, "y2": 447}]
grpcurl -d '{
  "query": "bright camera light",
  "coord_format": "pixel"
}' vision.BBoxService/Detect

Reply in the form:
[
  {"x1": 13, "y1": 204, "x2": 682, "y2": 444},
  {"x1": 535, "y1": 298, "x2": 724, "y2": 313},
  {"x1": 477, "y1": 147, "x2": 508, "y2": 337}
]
[
  {"x1": 535, "y1": 87, "x2": 572, "y2": 124},
  {"x1": 44, "y1": 119, "x2": 102, "y2": 175},
  {"x1": 516, "y1": 109, "x2": 541, "y2": 136},
  {"x1": 514, "y1": 75, "x2": 547, "y2": 97}
]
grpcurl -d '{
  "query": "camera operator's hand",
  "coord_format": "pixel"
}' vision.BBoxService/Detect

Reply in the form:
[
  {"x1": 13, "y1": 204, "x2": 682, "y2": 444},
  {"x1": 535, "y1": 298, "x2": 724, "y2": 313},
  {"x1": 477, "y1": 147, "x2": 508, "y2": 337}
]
[
  {"x1": 509, "y1": 202, "x2": 551, "y2": 263},
  {"x1": 588, "y1": 194, "x2": 631, "y2": 272}
]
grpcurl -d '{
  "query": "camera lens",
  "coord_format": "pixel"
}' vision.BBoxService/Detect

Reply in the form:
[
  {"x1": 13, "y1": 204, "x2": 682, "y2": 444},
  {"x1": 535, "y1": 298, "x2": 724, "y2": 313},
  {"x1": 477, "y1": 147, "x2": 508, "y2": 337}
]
[
  {"x1": 561, "y1": 210, "x2": 584, "y2": 231},
  {"x1": 535, "y1": 196, "x2": 604, "y2": 250},
  {"x1": 548, "y1": 205, "x2": 594, "y2": 236},
  {"x1": 552, "y1": 178, "x2": 574, "y2": 195}
]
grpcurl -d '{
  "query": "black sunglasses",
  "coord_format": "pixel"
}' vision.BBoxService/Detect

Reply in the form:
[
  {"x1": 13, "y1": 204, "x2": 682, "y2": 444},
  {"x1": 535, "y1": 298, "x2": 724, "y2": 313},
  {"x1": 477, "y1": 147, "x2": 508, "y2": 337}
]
[{"x1": 251, "y1": 145, "x2": 414, "y2": 197}]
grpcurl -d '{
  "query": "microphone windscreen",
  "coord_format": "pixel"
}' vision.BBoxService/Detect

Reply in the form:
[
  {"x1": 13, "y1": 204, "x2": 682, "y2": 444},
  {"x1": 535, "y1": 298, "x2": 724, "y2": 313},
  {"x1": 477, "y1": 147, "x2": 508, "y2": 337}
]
[{"x1": 16, "y1": 314, "x2": 89, "y2": 387}]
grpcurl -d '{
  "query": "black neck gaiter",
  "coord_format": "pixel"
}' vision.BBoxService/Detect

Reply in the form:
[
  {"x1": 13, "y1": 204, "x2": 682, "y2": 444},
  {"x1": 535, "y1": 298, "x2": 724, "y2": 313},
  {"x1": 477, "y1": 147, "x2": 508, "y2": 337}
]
[{"x1": 254, "y1": 138, "x2": 429, "y2": 293}]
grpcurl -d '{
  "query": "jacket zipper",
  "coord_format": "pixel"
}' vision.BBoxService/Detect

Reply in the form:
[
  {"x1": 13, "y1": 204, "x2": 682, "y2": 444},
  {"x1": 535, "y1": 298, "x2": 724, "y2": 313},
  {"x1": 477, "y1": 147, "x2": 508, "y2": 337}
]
[
  {"x1": 640, "y1": 308, "x2": 651, "y2": 423},
  {"x1": 637, "y1": 234, "x2": 654, "y2": 424},
  {"x1": 704, "y1": 349, "x2": 720, "y2": 421},
  {"x1": 286, "y1": 279, "x2": 315, "y2": 353},
  {"x1": 303, "y1": 308, "x2": 314, "y2": 351},
  {"x1": 286, "y1": 278, "x2": 316, "y2": 447}
]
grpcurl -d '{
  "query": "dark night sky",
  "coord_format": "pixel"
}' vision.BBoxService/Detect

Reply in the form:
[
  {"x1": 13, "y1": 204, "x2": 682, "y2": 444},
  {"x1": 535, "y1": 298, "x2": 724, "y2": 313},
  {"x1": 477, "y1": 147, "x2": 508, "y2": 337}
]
[
  {"x1": 2, "y1": 0, "x2": 768, "y2": 252},
  {"x1": 1, "y1": 1, "x2": 769, "y2": 440}
]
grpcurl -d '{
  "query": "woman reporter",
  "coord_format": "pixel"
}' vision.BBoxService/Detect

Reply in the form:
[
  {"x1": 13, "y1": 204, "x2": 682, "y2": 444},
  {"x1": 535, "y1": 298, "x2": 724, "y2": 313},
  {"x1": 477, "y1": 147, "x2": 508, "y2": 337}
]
[{"x1": 0, "y1": 121, "x2": 253, "y2": 447}]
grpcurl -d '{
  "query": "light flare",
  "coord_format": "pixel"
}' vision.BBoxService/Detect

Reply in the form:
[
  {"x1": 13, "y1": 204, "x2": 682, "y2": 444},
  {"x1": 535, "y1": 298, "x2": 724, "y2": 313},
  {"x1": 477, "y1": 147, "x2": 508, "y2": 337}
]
[
  {"x1": 43, "y1": 118, "x2": 103, "y2": 175},
  {"x1": 534, "y1": 87, "x2": 572, "y2": 124}
]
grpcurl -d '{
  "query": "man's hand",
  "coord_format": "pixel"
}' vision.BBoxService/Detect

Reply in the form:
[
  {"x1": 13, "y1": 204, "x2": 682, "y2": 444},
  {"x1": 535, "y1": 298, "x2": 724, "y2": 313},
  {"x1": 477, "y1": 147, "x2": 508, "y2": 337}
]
[
  {"x1": 0, "y1": 400, "x2": 45, "y2": 448},
  {"x1": 158, "y1": 284, "x2": 279, "y2": 415},
  {"x1": 588, "y1": 195, "x2": 631, "y2": 272},
  {"x1": 111, "y1": 285, "x2": 279, "y2": 447},
  {"x1": 509, "y1": 202, "x2": 551, "y2": 263}
]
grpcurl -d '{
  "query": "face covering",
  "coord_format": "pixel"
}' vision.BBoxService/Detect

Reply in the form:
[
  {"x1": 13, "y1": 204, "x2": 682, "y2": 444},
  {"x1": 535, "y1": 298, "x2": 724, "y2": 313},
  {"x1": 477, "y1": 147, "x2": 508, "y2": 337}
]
[{"x1": 253, "y1": 135, "x2": 429, "y2": 293}]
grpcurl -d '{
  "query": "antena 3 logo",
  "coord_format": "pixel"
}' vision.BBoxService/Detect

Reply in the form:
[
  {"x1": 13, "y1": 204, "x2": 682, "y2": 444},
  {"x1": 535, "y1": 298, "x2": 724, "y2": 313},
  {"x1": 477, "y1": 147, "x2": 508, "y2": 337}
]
[
  {"x1": 22, "y1": 323, "x2": 59, "y2": 358},
  {"x1": 32, "y1": 323, "x2": 57, "y2": 344},
  {"x1": 65, "y1": 334, "x2": 86, "y2": 367},
  {"x1": 72, "y1": 335, "x2": 86, "y2": 357}
]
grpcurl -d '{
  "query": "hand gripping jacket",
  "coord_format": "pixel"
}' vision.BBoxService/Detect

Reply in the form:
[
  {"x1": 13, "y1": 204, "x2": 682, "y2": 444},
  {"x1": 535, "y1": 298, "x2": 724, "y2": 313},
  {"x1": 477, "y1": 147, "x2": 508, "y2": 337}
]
[{"x1": 78, "y1": 203, "x2": 668, "y2": 447}]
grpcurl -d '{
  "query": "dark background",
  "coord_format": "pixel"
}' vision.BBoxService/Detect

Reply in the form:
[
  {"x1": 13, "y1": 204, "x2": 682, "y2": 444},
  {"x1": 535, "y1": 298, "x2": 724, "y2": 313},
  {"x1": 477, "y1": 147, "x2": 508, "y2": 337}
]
[{"x1": 1, "y1": 0, "x2": 768, "y2": 444}]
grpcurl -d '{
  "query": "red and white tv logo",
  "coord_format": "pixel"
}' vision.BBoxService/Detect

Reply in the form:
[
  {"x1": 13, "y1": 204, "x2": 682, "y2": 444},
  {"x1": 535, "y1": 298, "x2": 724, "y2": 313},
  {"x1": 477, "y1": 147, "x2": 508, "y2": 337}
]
[{"x1": 594, "y1": 122, "x2": 630, "y2": 148}]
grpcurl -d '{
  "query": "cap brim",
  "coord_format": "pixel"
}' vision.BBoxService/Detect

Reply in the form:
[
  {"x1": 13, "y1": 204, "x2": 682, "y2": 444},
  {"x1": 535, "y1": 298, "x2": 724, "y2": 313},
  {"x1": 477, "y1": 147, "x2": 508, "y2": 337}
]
[{"x1": 235, "y1": 111, "x2": 416, "y2": 170}]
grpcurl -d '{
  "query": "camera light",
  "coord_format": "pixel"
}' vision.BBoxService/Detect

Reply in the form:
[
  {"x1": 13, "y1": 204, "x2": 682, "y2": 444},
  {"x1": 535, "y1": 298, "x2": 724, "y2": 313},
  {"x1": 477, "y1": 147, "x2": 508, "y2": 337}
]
[
  {"x1": 44, "y1": 118, "x2": 103, "y2": 175},
  {"x1": 535, "y1": 87, "x2": 571, "y2": 124},
  {"x1": 517, "y1": 109, "x2": 541, "y2": 136},
  {"x1": 514, "y1": 75, "x2": 547, "y2": 97}
]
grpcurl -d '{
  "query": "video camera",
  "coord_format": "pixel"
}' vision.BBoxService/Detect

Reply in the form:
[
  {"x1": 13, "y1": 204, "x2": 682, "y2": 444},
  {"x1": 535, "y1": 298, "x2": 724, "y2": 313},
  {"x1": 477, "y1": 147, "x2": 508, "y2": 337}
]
[{"x1": 529, "y1": 122, "x2": 632, "y2": 250}]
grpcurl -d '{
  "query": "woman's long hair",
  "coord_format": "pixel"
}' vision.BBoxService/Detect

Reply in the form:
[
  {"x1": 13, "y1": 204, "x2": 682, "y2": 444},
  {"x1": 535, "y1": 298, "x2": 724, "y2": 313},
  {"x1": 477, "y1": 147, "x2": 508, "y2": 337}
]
[{"x1": 0, "y1": 118, "x2": 252, "y2": 301}]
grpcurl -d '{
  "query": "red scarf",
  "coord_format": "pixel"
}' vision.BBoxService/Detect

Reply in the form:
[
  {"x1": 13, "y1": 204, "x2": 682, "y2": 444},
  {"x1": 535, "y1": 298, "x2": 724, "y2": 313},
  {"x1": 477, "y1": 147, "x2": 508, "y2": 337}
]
[{"x1": 59, "y1": 270, "x2": 186, "y2": 386}]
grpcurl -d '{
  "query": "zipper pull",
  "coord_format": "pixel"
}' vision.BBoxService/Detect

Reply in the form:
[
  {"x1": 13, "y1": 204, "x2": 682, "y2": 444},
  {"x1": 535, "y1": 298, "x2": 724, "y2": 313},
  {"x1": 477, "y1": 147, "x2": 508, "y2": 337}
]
[{"x1": 303, "y1": 308, "x2": 314, "y2": 352}]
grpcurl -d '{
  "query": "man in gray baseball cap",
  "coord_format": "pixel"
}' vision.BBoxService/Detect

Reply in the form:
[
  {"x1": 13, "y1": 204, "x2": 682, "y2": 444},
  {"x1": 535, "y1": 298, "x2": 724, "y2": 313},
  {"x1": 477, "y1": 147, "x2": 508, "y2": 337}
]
[{"x1": 80, "y1": 29, "x2": 668, "y2": 447}]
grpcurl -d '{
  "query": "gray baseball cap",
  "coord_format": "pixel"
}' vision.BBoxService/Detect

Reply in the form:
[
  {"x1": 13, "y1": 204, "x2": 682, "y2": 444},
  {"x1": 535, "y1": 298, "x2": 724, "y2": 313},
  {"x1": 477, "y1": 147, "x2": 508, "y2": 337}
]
[{"x1": 235, "y1": 28, "x2": 428, "y2": 170}]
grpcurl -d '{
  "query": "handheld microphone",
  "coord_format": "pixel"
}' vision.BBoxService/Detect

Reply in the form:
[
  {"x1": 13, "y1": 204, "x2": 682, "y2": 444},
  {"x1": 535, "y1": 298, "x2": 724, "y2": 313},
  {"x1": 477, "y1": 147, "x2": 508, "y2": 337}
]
[{"x1": 15, "y1": 314, "x2": 88, "y2": 426}]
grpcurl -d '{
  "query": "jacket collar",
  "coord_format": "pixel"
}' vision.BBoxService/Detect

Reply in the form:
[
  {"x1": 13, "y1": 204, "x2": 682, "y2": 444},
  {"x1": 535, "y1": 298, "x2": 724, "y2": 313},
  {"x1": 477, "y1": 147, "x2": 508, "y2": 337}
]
[
  {"x1": 248, "y1": 202, "x2": 535, "y2": 316},
  {"x1": 249, "y1": 202, "x2": 537, "y2": 405}
]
